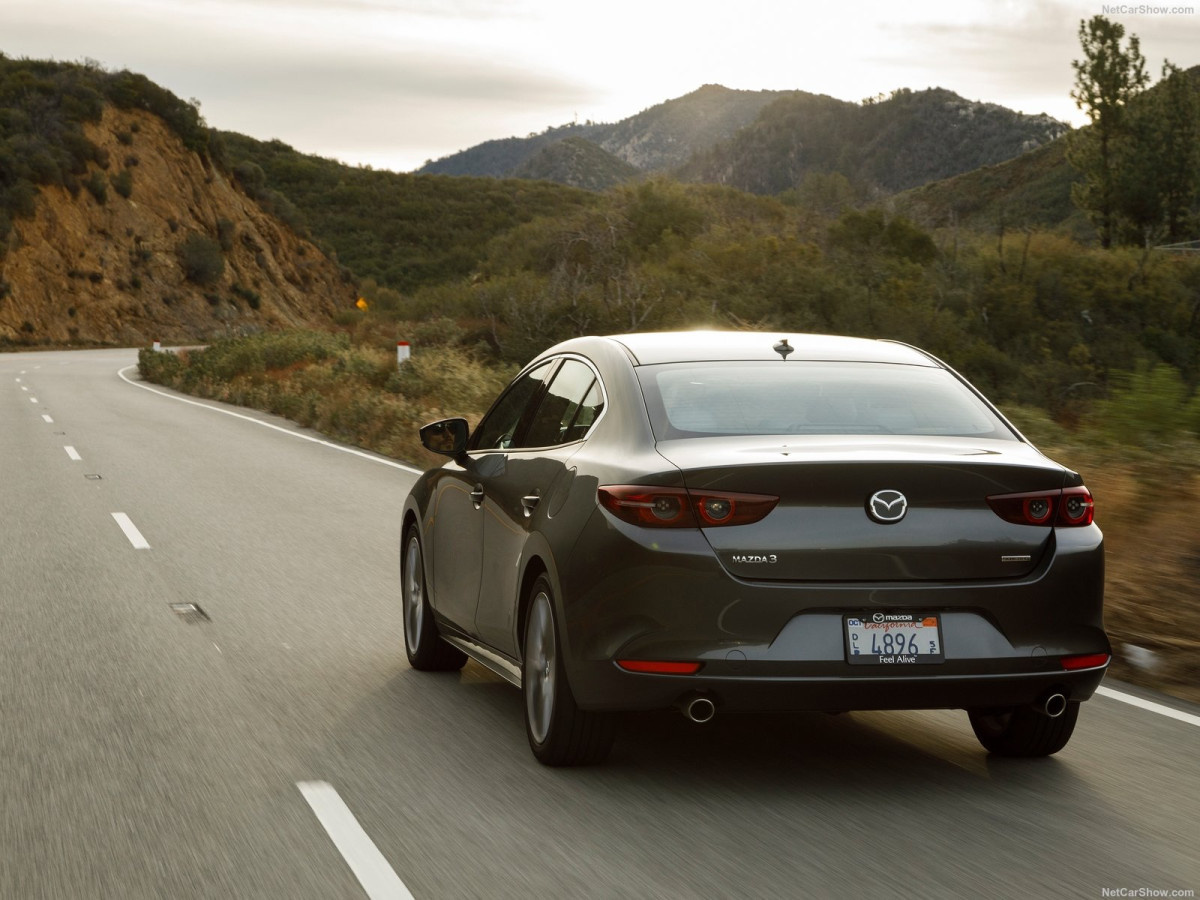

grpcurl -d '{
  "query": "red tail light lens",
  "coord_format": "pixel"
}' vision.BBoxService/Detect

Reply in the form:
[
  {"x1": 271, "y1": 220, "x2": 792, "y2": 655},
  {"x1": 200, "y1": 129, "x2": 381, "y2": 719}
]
[
  {"x1": 986, "y1": 486, "x2": 1094, "y2": 527},
  {"x1": 617, "y1": 660, "x2": 703, "y2": 674},
  {"x1": 598, "y1": 485, "x2": 779, "y2": 528},
  {"x1": 1061, "y1": 652, "x2": 1110, "y2": 670}
]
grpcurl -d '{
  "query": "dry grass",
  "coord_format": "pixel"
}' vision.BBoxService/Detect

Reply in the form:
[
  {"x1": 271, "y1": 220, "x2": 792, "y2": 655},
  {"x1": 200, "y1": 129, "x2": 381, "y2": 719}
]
[{"x1": 1071, "y1": 459, "x2": 1200, "y2": 703}]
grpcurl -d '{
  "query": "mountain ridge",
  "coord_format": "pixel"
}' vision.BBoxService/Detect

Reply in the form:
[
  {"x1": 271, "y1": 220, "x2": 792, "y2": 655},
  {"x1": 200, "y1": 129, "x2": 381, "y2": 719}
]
[{"x1": 418, "y1": 83, "x2": 1068, "y2": 197}]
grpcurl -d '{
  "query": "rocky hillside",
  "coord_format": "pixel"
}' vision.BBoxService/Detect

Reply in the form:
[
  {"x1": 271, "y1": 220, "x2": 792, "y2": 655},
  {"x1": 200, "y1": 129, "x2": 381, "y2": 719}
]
[
  {"x1": 594, "y1": 84, "x2": 798, "y2": 171},
  {"x1": 1, "y1": 104, "x2": 352, "y2": 346}
]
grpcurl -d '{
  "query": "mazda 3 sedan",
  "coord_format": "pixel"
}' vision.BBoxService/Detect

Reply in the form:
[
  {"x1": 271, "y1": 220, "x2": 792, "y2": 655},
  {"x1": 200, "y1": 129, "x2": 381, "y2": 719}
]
[{"x1": 401, "y1": 331, "x2": 1108, "y2": 765}]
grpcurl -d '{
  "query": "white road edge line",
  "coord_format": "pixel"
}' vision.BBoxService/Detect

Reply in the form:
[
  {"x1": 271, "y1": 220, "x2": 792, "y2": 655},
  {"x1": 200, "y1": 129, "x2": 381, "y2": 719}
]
[
  {"x1": 297, "y1": 781, "x2": 414, "y2": 900},
  {"x1": 117, "y1": 366, "x2": 422, "y2": 475},
  {"x1": 111, "y1": 513, "x2": 151, "y2": 550},
  {"x1": 41, "y1": 414, "x2": 53, "y2": 423},
  {"x1": 1097, "y1": 685, "x2": 1200, "y2": 728},
  {"x1": 64, "y1": 446, "x2": 82, "y2": 461}
]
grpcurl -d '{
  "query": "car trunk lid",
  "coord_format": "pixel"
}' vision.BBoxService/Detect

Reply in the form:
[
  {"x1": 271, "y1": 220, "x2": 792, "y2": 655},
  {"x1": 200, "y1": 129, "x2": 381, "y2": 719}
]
[{"x1": 656, "y1": 435, "x2": 1069, "y2": 582}]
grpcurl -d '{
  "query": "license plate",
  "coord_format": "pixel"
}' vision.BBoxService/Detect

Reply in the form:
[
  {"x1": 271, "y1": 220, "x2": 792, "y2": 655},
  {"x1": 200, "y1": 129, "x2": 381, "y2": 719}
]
[{"x1": 845, "y1": 612, "x2": 944, "y2": 665}]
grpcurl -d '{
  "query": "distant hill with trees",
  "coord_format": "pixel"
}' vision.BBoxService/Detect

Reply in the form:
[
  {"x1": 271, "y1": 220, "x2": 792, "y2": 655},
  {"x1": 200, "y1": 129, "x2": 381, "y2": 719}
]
[
  {"x1": 512, "y1": 137, "x2": 640, "y2": 191},
  {"x1": 899, "y1": 57, "x2": 1200, "y2": 244},
  {"x1": 420, "y1": 83, "x2": 1068, "y2": 199},
  {"x1": 678, "y1": 87, "x2": 1067, "y2": 196},
  {"x1": 419, "y1": 85, "x2": 799, "y2": 187},
  {"x1": 219, "y1": 133, "x2": 593, "y2": 293}
]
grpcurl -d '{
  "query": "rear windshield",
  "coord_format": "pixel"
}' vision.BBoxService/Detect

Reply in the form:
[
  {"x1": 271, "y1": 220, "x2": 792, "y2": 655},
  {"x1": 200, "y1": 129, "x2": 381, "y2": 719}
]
[{"x1": 637, "y1": 361, "x2": 1016, "y2": 440}]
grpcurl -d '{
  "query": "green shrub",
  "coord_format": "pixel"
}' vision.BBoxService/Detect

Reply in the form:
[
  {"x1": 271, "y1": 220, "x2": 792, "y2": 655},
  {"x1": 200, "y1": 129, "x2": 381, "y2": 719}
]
[
  {"x1": 1091, "y1": 364, "x2": 1200, "y2": 448},
  {"x1": 231, "y1": 283, "x2": 261, "y2": 309},
  {"x1": 138, "y1": 346, "x2": 183, "y2": 382},
  {"x1": 216, "y1": 217, "x2": 235, "y2": 251},
  {"x1": 84, "y1": 171, "x2": 107, "y2": 203},
  {"x1": 178, "y1": 233, "x2": 224, "y2": 285},
  {"x1": 410, "y1": 317, "x2": 465, "y2": 347},
  {"x1": 110, "y1": 168, "x2": 132, "y2": 198}
]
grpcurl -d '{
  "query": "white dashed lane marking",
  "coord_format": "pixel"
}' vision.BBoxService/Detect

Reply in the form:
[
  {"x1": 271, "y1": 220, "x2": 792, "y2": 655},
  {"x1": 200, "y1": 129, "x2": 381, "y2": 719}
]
[
  {"x1": 111, "y1": 513, "x2": 151, "y2": 550},
  {"x1": 298, "y1": 781, "x2": 414, "y2": 900},
  {"x1": 64, "y1": 447, "x2": 82, "y2": 461}
]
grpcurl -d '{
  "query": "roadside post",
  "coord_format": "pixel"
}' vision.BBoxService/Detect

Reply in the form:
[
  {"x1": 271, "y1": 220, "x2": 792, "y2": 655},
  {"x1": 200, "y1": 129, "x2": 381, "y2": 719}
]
[{"x1": 397, "y1": 341, "x2": 411, "y2": 366}]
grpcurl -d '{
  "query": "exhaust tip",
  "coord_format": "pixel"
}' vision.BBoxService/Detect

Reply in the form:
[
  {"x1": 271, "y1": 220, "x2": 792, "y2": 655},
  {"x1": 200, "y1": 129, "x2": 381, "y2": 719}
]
[
  {"x1": 683, "y1": 696, "x2": 716, "y2": 724},
  {"x1": 1042, "y1": 692, "x2": 1068, "y2": 718}
]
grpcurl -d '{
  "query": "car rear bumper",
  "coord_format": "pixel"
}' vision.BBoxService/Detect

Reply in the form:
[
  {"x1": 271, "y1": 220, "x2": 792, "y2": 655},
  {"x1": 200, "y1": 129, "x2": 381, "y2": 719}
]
[
  {"x1": 556, "y1": 514, "x2": 1107, "y2": 713},
  {"x1": 570, "y1": 661, "x2": 1109, "y2": 713}
]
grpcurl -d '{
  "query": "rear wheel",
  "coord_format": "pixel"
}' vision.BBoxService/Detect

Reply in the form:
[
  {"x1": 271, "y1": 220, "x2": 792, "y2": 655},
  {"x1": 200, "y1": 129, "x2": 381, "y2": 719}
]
[
  {"x1": 968, "y1": 702, "x2": 1079, "y2": 757},
  {"x1": 523, "y1": 576, "x2": 614, "y2": 766},
  {"x1": 401, "y1": 527, "x2": 466, "y2": 671}
]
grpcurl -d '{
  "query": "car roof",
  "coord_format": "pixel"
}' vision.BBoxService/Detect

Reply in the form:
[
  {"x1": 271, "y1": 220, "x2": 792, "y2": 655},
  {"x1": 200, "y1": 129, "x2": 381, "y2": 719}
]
[{"x1": 600, "y1": 331, "x2": 938, "y2": 367}]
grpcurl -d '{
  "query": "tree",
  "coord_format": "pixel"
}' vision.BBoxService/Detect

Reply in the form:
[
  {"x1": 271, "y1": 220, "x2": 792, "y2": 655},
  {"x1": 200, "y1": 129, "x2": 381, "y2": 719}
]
[
  {"x1": 1150, "y1": 64, "x2": 1200, "y2": 242},
  {"x1": 1112, "y1": 62, "x2": 1200, "y2": 245},
  {"x1": 1067, "y1": 15, "x2": 1149, "y2": 248}
]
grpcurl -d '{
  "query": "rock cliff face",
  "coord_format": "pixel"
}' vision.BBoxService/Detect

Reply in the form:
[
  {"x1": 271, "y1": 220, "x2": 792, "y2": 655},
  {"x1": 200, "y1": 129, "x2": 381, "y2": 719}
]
[{"x1": 0, "y1": 106, "x2": 353, "y2": 346}]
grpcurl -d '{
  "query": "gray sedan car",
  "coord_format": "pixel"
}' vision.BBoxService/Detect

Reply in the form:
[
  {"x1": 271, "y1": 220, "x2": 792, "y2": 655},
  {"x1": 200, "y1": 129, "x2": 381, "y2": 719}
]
[{"x1": 401, "y1": 331, "x2": 1108, "y2": 765}]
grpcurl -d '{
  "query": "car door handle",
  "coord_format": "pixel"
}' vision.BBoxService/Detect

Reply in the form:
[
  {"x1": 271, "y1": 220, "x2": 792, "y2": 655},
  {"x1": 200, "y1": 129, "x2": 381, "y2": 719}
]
[
  {"x1": 521, "y1": 493, "x2": 541, "y2": 517},
  {"x1": 470, "y1": 485, "x2": 484, "y2": 509}
]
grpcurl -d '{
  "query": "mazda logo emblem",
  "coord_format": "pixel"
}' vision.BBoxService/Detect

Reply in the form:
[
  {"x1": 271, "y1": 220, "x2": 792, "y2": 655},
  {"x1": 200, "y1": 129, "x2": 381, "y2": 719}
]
[{"x1": 867, "y1": 490, "x2": 908, "y2": 523}]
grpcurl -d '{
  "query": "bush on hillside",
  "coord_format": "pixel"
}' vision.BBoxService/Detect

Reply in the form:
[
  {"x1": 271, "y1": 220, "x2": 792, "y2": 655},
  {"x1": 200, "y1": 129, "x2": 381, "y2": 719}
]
[{"x1": 177, "y1": 233, "x2": 224, "y2": 285}]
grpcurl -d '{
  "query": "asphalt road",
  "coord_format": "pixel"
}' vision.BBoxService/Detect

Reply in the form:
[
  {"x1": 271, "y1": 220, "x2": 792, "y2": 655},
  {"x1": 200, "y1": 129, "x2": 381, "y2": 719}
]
[{"x1": 2, "y1": 348, "x2": 1198, "y2": 900}]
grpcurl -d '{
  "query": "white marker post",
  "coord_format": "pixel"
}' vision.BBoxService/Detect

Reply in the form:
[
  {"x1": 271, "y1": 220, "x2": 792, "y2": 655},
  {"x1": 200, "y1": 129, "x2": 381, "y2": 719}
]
[
  {"x1": 396, "y1": 341, "x2": 411, "y2": 367},
  {"x1": 152, "y1": 340, "x2": 162, "y2": 352}
]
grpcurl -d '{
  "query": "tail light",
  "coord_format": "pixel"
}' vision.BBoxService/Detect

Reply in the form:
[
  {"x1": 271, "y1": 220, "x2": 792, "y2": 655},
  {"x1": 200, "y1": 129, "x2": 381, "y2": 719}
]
[
  {"x1": 598, "y1": 485, "x2": 779, "y2": 528},
  {"x1": 1061, "y1": 652, "x2": 1110, "y2": 670},
  {"x1": 986, "y1": 486, "x2": 1094, "y2": 527},
  {"x1": 617, "y1": 660, "x2": 703, "y2": 674}
]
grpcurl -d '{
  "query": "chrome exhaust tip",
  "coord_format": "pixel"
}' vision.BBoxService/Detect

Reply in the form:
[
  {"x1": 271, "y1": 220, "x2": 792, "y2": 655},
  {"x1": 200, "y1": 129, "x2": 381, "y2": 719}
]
[
  {"x1": 1040, "y1": 692, "x2": 1068, "y2": 718},
  {"x1": 682, "y1": 695, "x2": 716, "y2": 724}
]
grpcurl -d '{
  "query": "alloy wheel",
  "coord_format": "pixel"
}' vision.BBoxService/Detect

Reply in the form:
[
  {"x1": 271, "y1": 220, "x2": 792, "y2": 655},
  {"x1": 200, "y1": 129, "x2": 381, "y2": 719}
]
[{"x1": 525, "y1": 590, "x2": 557, "y2": 745}]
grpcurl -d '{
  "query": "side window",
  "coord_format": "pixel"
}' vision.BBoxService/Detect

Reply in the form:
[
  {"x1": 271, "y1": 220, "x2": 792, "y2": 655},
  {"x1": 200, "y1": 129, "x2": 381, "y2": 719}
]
[
  {"x1": 519, "y1": 359, "x2": 603, "y2": 448},
  {"x1": 470, "y1": 362, "x2": 553, "y2": 450},
  {"x1": 564, "y1": 380, "x2": 604, "y2": 443}
]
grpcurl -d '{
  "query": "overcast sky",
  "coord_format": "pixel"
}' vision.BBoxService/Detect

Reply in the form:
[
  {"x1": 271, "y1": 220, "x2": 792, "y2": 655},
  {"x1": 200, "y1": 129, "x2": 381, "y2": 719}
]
[{"x1": 3, "y1": 0, "x2": 1199, "y2": 173}]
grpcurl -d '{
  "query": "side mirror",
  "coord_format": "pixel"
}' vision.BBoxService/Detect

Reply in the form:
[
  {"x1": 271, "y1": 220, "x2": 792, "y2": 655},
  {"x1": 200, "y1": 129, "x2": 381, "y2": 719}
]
[{"x1": 420, "y1": 417, "x2": 470, "y2": 457}]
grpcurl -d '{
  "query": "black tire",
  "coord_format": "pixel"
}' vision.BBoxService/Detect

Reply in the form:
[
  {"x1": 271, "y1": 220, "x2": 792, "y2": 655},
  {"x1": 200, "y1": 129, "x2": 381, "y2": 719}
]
[
  {"x1": 522, "y1": 575, "x2": 615, "y2": 766},
  {"x1": 401, "y1": 527, "x2": 466, "y2": 672},
  {"x1": 968, "y1": 701, "x2": 1080, "y2": 757}
]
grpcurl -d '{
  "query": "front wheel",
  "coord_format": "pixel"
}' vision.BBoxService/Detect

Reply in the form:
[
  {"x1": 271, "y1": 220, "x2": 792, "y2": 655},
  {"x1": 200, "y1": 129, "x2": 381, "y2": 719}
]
[
  {"x1": 523, "y1": 576, "x2": 614, "y2": 766},
  {"x1": 968, "y1": 702, "x2": 1079, "y2": 757},
  {"x1": 401, "y1": 527, "x2": 466, "y2": 672}
]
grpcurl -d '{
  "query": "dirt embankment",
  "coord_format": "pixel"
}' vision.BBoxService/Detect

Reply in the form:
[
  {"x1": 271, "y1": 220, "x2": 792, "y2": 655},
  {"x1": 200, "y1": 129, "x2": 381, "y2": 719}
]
[{"x1": 0, "y1": 106, "x2": 354, "y2": 346}]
